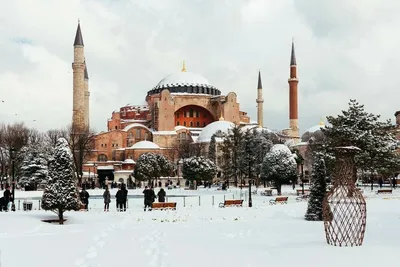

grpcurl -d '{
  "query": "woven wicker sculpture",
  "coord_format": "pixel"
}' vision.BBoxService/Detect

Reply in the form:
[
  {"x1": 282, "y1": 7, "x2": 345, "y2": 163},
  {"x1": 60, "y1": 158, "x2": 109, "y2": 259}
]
[{"x1": 323, "y1": 146, "x2": 367, "y2": 247}]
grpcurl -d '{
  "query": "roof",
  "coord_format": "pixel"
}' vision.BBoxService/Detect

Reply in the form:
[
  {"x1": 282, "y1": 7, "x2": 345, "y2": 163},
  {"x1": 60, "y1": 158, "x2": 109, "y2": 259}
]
[
  {"x1": 74, "y1": 22, "x2": 84, "y2": 46},
  {"x1": 84, "y1": 64, "x2": 89, "y2": 79},
  {"x1": 196, "y1": 121, "x2": 235, "y2": 143},
  {"x1": 123, "y1": 123, "x2": 151, "y2": 132},
  {"x1": 129, "y1": 140, "x2": 160, "y2": 150},
  {"x1": 154, "y1": 71, "x2": 212, "y2": 89},
  {"x1": 258, "y1": 71, "x2": 262, "y2": 89},
  {"x1": 290, "y1": 41, "x2": 296, "y2": 66}
]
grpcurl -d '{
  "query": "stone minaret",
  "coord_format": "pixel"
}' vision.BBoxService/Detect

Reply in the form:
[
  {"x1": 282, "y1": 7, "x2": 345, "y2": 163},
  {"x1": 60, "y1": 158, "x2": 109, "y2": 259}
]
[
  {"x1": 84, "y1": 62, "x2": 90, "y2": 129},
  {"x1": 72, "y1": 21, "x2": 88, "y2": 132},
  {"x1": 256, "y1": 70, "x2": 264, "y2": 128},
  {"x1": 288, "y1": 40, "x2": 299, "y2": 139}
]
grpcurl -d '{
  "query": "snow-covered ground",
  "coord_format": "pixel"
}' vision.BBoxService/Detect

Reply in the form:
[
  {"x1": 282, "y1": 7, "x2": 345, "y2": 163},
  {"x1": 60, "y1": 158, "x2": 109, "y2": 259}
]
[{"x1": 0, "y1": 185, "x2": 399, "y2": 267}]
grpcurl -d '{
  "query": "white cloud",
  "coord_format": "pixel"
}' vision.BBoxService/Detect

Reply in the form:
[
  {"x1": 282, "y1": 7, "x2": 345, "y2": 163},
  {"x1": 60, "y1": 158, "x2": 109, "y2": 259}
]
[{"x1": 0, "y1": 0, "x2": 399, "y2": 134}]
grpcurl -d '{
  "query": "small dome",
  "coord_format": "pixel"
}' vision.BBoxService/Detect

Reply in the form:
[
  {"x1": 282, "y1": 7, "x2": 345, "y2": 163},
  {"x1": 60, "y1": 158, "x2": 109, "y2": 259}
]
[
  {"x1": 196, "y1": 121, "x2": 235, "y2": 143},
  {"x1": 301, "y1": 121, "x2": 326, "y2": 142},
  {"x1": 130, "y1": 140, "x2": 160, "y2": 150}
]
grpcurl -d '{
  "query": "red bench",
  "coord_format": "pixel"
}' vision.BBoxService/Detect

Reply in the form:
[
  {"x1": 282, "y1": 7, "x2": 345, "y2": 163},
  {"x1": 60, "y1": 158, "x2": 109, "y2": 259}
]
[
  {"x1": 219, "y1": 199, "x2": 243, "y2": 208},
  {"x1": 151, "y1": 202, "x2": 177, "y2": 210},
  {"x1": 269, "y1": 196, "x2": 288, "y2": 205},
  {"x1": 377, "y1": 189, "x2": 392, "y2": 194}
]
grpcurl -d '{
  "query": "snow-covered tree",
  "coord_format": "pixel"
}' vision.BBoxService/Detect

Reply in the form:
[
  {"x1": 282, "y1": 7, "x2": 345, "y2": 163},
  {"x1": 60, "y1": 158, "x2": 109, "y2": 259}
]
[
  {"x1": 19, "y1": 145, "x2": 49, "y2": 190},
  {"x1": 182, "y1": 156, "x2": 217, "y2": 185},
  {"x1": 240, "y1": 129, "x2": 259, "y2": 183},
  {"x1": 305, "y1": 151, "x2": 327, "y2": 221},
  {"x1": 261, "y1": 144, "x2": 297, "y2": 195},
  {"x1": 321, "y1": 99, "x2": 398, "y2": 182},
  {"x1": 134, "y1": 153, "x2": 173, "y2": 184},
  {"x1": 208, "y1": 134, "x2": 217, "y2": 163},
  {"x1": 41, "y1": 138, "x2": 81, "y2": 224}
]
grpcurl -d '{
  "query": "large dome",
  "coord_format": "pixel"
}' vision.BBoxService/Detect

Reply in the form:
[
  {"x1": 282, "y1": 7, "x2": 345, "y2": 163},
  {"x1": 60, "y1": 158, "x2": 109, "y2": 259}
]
[
  {"x1": 196, "y1": 121, "x2": 235, "y2": 143},
  {"x1": 147, "y1": 71, "x2": 221, "y2": 97}
]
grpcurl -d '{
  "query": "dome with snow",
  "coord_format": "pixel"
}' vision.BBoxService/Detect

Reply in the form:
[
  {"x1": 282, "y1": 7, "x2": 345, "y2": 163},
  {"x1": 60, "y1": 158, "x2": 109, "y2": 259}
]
[
  {"x1": 301, "y1": 121, "x2": 326, "y2": 143},
  {"x1": 196, "y1": 121, "x2": 235, "y2": 143},
  {"x1": 240, "y1": 124, "x2": 272, "y2": 133},
  {"x1": 128, "y1": 140, "x2": 160, "y2": 150},
  {"x1": 147, "y1": 71, "x2": 221, "y2": 96}
]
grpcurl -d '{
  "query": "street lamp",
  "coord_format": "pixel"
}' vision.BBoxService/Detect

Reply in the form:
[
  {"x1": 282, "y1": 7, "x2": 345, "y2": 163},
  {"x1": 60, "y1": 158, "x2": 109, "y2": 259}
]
[
  {"x1": 248, "y1": 179, "x2": 253, "y2": 207},
  {"x1": 300, "y1": 162, "x2": 305, "y2": 195},
  {"x1": 10, "y1": 147, "x2": 16, "y2": 212}
]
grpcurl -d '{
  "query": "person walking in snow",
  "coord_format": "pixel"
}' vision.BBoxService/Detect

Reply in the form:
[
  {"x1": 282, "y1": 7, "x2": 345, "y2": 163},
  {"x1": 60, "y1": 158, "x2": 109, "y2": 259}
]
[
  {"x1": 157, "y1": 188, "x2": 166, "y2": 203},
  {"x1": 143, "y1": 186, "x2": 155, "y2": 211},
  {"x1": 79, "y1": 188, "x2": 90, "y2": 211},
  {"x1": 103, "y1": 186, "x2": 111, "y2": 212}
]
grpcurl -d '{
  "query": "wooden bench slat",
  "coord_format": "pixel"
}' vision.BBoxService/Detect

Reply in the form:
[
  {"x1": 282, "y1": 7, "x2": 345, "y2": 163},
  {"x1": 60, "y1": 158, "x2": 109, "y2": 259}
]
[
  {"x1": 151, "y1": 202, "x2": 177, "y2": 210},
  {"x1": 219, "y1": 199, "x2": 243, "y2": 207},
  {"x1": 269, "y1": 196, "x2": 288, "y2": 205}
]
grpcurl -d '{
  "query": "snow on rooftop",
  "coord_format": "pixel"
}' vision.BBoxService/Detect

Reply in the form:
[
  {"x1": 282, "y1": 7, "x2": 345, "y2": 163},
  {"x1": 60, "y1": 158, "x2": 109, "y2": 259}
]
[
  {"x1": 175, "y1": 126, "x2": 188, "y2": 131},
  {"x1": 129, "y1": 140, "x2": 160, "y2": 150},
  {"x1": 123, "y1": 123, "x2": 151, "y2": 132},
  {"x1": 196, "y1": 121, "x2": 234, "y2": 143},
  {"x1": 154, "y1": 71, "x2": 213, "y2": 89},
  {"x1": 123, "y1": 159, "x2": 135, "y2": 164},
  {"x1": 153, "y1": 131, "x2": 177, "y2": 135}
]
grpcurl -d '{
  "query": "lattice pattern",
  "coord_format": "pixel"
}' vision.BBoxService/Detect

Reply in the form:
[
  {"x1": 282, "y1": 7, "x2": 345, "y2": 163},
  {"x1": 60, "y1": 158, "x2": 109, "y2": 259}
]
[{"x1": 323, "y1": 147, "x2": 367, "y2": 247}]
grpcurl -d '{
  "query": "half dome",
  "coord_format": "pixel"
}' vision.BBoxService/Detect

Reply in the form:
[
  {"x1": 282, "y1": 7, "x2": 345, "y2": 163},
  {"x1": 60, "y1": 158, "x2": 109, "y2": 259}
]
[
  {"x1": 129, "y1": 140, "x2": 160, "y2": 150},
  {"x1": 196, "y1": 121, "x2": 235, "y2": 143},
  {"x1": 301, "y1": 122, "x2": 326, "y2": 142}
]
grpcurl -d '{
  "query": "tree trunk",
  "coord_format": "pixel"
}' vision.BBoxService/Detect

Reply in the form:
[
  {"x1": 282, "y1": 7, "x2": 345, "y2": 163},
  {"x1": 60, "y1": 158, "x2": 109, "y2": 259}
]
[
  {"x1": 276, "y1": 183, "x2": 282, "y2": 195},
  {"x1": 58, "y1": 208, "x2": 64, "y2": 225}
]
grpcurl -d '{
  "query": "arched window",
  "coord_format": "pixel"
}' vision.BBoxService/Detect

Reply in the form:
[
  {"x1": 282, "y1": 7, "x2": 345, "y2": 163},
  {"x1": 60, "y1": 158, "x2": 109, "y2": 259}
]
[{"x1": 98, "y1": 154, "x2": 108, "y2": 162}]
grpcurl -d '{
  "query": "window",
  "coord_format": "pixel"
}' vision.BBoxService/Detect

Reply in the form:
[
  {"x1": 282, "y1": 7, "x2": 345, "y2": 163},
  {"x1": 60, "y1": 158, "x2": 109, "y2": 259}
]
[
  {"x1": 204, "y1": 113, "x2": 207, "y2": 118},
  {"x1": 203, "y1": 122, "x2": 206, "y2": 127},
  {"x1": 176, "y1": 121, "x2": 180, "y2": 126},
  {"x1": 98, "y1": 154, "x2": 108, "y2": 162},
  {"x1": 115, "y1": 126, "x2": 117, "y2": 129},
  {"x1": 136, "y1": 129, "x2": 141, "y2": 139},
  {"x1": 196, "y1": 121, "x2": 200, "y2": 127},
  {"x1": 196, "y1": 111, "x2": 200, "y2": 118},
  {"x1": 128, "y1": 132, "x2": 133, "y2": 139},
  {"x1": 184, "y1": 122, "x2": 186, "y2": 126},
  {"x1": 176, "y1": 112, "x2": 180, "y2": 118},
  {"x1": 189, "y1": 109, "x2": 193, "y2": 117},
  {"x1": 190, "y1": 122, "x2": 193, "y2": 127}
]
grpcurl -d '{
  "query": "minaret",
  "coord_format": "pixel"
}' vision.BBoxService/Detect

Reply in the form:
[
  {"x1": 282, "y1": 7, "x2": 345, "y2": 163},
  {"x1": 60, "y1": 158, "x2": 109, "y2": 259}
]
[
  {"x1": 72, "y1": 21, "x2": 87, "y2": 132},
  {"x1": 288, "y1": 39, "x2": 299, "y2": 139},
  {"x1": 256, "y1": 70, "x2": 264, "y2": 128},
  {"x1": 84, "y1": 62, "x2": 90, "y2": 130}
]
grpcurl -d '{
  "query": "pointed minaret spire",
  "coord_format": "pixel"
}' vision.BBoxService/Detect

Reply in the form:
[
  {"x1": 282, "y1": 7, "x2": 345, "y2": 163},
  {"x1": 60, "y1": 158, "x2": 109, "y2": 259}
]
[
  {"x1": 182, "y1": 60, "x2": 186, "y2": 72},
  {"x1": 256, "y1": 70, "x2": 264, "y2": 128},
  {"x1": 84, "y1": 61, "x2": 89, "y2": 79},
  {"x1": 74, "y1": 21, "x2": 84, "y2": 46},
  {"x1": 290, "y1": 38, "x2": 296, "y2": 66}
]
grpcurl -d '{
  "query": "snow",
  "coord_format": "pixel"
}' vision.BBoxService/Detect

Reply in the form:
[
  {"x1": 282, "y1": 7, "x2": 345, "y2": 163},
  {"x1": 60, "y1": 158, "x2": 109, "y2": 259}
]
[
  {"x1": 0, "y1": 185, "x2": 399, "y2": 267},
  {"x1": 196, "y1": 121, "x2": 235, "y2": 143},
  {"x1": 97, "y1": 165, "x2": 114, "y2": 170},
  {"x1": 304, "y1": 124, "x2": 326, "y2": 134},
  {"x1": 152, "y1": 131, "x2": 177, "y2": 135},
  {"x1": 154, "y1": 71, "x2": 214, "y2": 89},
  {"x1": 123, "y1": 159, "x2": 135, "y2": 164},
  {"x1": 129, "y1": 140, "x2": 160, "y2": 150}
]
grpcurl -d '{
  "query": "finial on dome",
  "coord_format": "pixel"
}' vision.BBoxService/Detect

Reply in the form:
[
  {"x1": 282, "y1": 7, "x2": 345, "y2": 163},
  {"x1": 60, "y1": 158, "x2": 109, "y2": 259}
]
[
  {"x1": 219, "y1": 116, "x2": 225, "y2": 121},
  {"x1": 319, "y1": 117, "x2": 325, "y2": 126},
  {"x1": 182, "y1": 60, "x2": 186, "y2": 72}
]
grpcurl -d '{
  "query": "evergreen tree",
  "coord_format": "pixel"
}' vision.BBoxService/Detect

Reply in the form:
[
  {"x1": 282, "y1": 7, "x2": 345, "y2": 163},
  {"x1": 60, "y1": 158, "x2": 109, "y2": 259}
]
[
  {"x1": 19, "y1": 145, "x2": 49, "y2": 190},
  {"x1": 305, "y1": 151, "x2": 327, "y2": 221},
  {"x1": 261, "y1": 144, "x2": 297, "y2": 195},
  {"x1": 321, "y1": 99, "x2": 398, "y2": 182},
  {"x1": 41, "y1": 138, "x2": 81, "y2": 224},
  {"x1": 240, "y1": 129, "x2": 259, "y2": 184},
  {"x1": 208, "y1": 134, "x2": 217, "y2": 162}
]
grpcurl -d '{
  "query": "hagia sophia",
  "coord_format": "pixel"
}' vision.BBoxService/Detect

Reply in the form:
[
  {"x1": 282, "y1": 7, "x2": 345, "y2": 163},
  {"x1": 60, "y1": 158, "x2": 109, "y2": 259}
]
[{"x1": 70, "y1": 22, "x2": 321, "y2": 184}]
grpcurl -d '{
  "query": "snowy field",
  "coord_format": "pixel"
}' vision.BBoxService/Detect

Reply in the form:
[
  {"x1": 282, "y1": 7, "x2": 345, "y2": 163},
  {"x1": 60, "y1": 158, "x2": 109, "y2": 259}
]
[{"x1": 0, "y1": 185, "x2": 399, "y2": 267}]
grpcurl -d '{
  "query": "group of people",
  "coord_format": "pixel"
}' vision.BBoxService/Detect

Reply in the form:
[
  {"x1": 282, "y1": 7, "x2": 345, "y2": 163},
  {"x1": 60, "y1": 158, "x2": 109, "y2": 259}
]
[{"x1": 143, "y1": 186, "x2": 166, "y2": 211}]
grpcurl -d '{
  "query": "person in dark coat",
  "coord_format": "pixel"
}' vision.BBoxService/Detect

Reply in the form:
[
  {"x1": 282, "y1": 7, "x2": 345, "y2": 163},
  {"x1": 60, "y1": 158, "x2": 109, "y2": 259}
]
[
  {"x1": 157, "y1": 188, "x2": 166, "y2": 203},
  {"x1": 115, "y1": 188, "x2": 122, "y2": 211},
  {"x1": 3, "y1": 187, "x2": 11, "y2": 211},
  {"x1": 79, "y1": 188, "x2": 90, "y2": 211},
  {"x1": 143, "y1": 186, "x2": 156, "y2": 211},
  {"x1": 116, "y1": 185, "x2": 128, "y2": 212},
  {"x1": 103, "y1": 186, "x2": 111, "y2": 212},
  {"x1": 378, "y1": 177, "x2": 384, "y2": 189}
]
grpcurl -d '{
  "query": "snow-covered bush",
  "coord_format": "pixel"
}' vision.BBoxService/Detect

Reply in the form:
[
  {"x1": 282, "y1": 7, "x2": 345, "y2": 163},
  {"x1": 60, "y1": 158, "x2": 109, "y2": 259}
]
[
  {"x1": 41, "y1": 138, "x2": 81, "y2": 224},
  {"x1": 182, "y1": 156, "x2": 217, "y2": 184},
  {"x1": 261, "y1": 144, "x2": 297, "y2": 195},
  {"x1": 134, "y1": 153, "x2": 173, "y2": 184}
]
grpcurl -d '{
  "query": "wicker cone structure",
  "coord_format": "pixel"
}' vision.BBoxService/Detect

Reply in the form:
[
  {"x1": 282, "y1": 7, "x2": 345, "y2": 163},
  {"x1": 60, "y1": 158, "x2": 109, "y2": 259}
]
[{"x1": 323, "y1": 146, "x2": 367, "y2": 247}]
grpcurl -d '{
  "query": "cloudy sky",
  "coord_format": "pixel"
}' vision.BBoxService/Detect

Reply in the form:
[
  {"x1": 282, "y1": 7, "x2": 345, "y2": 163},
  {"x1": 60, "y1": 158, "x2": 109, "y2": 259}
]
[{"x1": 0, "y1": 0, "x2": 399, "y2": 134}]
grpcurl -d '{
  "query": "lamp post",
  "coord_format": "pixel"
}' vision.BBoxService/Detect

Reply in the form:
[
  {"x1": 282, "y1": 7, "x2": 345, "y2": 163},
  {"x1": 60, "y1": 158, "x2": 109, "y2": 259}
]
[
  {"x1": 248, "y1": 179, "x2": 252, "y2": 207},
  {"x1": 301, "y1": 162, "x2": 305, "y2": 195},
  {"x1": 10, "y1": 147, "x2": 16, "y2": 212},
  {"x1": 93, "y1": 162, "x2": 97, "y2": 188}
]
